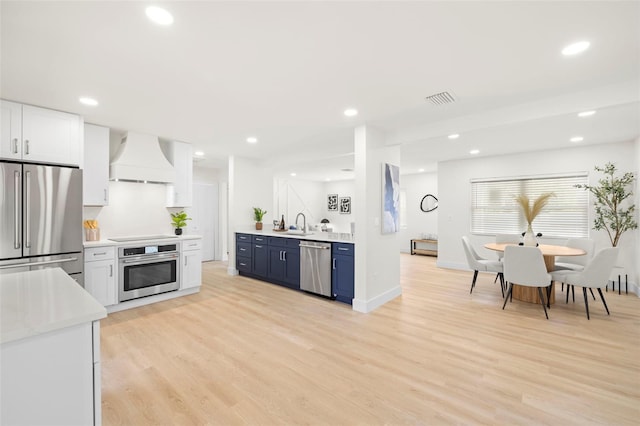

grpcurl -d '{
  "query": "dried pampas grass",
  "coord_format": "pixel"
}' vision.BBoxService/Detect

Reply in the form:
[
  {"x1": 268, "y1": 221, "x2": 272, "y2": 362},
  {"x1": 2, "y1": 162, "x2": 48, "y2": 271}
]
[{"x1": 515, "y1": 193, "x2": 554, "y2": 224}]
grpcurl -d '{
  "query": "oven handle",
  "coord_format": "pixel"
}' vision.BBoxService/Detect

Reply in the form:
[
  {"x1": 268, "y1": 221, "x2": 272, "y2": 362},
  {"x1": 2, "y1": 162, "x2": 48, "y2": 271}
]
[{"x1": 121, "y1": 253, "x2": 178, "y2": 264}]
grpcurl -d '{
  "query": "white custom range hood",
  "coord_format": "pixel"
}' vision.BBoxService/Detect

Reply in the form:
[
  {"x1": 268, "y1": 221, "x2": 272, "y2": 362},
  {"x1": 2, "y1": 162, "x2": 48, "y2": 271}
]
[{"x1": 110, "y1": 132, "x2": 175, "y2": 183}]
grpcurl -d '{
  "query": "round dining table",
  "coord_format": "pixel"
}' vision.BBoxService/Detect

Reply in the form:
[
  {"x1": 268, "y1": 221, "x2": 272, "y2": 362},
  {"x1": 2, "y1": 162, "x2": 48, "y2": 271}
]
[{"x1": 484, "y1": 243, "x2": 586, "y2": 304}]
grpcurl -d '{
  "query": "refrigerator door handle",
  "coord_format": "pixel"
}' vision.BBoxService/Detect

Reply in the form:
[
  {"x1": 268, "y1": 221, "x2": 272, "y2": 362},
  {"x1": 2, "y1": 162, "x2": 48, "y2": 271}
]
[
  {"x1": 14, "y1": 170, "x2": 21, "y2": 249},
  {"x1": 25, "y1": 171, "x2": 31, "y2": 248}
]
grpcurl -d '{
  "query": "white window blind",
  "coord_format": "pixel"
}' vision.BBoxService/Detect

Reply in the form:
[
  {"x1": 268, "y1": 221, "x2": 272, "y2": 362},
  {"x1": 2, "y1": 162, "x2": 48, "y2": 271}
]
[{"x1": 471, "y1": 174, "x2": 588, "y2": 238}]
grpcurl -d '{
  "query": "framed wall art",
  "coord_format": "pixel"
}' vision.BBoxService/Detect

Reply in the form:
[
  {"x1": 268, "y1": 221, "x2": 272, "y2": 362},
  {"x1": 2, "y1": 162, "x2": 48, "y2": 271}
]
[
  {"x1": 382, "y1": 162, "x2": 400, "y2": 233},
  {"x1": 327, "y1": 194, "x2": 338, "y2": 211},
  {"x1": 339, "y1": 196, "x2": 351, "y2": 214}
]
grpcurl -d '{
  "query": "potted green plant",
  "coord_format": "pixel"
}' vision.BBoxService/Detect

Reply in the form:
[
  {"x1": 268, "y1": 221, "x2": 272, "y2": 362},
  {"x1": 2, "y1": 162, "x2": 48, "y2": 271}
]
[
  {"x1": 170, "y1": 211, "x2": 191, "y2": 235},
  {"x1": 575, "y1": 162, "x2": 637, "y2": 247},
  {"x1": 253, "y1": 207, "x2": 267, "y2": 230}
]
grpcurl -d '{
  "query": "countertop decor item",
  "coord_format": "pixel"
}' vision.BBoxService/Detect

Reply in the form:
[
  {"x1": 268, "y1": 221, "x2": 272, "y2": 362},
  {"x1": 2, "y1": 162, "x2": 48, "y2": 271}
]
[
  {"x1": 253, "y1": 207, "x2": 267, "y2": 230},
  {"x1": 575, "y1": 162, "x2": 637, "y2": 247},
  {"x1": 83, "y1": 220, "x2": 100, "y2": 241},
  {"x1": 170, "y1": 211, "x2": 191, "y2": 235},
  {"x1": 515, "y1": 193, "x2": 554, "y2": 246}
]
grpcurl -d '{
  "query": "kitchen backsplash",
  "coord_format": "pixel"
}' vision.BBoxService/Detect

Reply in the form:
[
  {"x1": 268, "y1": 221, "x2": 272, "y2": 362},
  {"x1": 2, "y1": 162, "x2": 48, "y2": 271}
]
[{"x1": 83, "y1": 181, "x2": 183, "y2": 240}]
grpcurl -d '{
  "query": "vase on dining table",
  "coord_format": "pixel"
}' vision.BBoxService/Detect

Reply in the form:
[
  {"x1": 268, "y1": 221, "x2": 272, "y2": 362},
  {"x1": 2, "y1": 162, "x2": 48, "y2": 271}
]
[{"x1": 523, "y1": 224, "x2": 537, "y2": 247}]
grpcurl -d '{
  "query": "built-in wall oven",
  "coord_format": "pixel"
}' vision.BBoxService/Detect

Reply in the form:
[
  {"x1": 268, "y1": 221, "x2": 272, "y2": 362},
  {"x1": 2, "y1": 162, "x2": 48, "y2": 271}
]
[{"x1": 118, "y1": 243, "x2": 179, "y2": 302}]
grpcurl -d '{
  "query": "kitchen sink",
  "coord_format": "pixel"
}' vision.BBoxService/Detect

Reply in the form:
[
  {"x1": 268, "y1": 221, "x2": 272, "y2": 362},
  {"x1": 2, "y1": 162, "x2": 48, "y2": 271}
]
[{"x1": 286, "y1": 230, "x2": 314, "y2": 236}]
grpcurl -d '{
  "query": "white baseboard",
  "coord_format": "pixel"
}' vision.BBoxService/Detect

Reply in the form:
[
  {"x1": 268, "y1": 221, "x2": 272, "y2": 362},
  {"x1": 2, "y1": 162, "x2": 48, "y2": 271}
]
[
  {"x1": 227, "y1": 267, "x2": 239, "y2": 276},
  {"x1": 352, "y1": 285, "x2": 402, "y2": 313}
]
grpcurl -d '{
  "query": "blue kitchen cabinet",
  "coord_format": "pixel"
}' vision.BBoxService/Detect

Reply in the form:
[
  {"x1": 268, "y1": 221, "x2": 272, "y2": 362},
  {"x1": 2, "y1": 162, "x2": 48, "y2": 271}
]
[
  {"x1": 252, "y1": 235, "x2": 268, "y2": 277},
  {"x1": 267, "y1": 237, "x2": 300, "y2": 289},
  {"x1": 236, "y1": 234, "x2": 252, "y2": 273},
  {"x1": 332, "y1": 243, "x2": 354, "y2": 304}
]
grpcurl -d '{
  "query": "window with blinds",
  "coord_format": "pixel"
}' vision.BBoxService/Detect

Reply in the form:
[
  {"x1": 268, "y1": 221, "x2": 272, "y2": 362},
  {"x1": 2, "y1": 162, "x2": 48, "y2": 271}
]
[{"x1": 471, "y1": 174, "x2": 588, "y2": 238}]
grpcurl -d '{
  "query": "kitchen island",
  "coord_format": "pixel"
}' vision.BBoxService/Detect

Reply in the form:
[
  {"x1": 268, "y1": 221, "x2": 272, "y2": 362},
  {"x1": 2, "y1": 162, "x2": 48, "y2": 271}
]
[
  {"x1": 235, "y1": 230, "x2": 354, "y2": 304},
  {"x1": 1, "y1": 268, "x2": 107, "y2": 425}
]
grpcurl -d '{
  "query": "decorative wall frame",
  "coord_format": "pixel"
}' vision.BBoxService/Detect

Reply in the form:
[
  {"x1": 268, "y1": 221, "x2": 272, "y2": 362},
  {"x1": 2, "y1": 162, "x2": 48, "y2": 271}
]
[
  {"x1": 339, "y1": 197, "x2": 351, "y2": 214},
  {"x1": 382, "y1": 162, "x2": 400, "y2": 233},
  {"x1": 327, "y1": 194, "x2": 338, "y2": 211}
]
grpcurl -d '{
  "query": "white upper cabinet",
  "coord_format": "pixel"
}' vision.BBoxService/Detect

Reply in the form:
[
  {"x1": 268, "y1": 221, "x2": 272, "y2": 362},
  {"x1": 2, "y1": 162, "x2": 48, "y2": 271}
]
[
  {"x1": 83, "y1": 123, "x2": 110, "y2": 206},
  {"x1": 1, "y1": 100, "x2": 82, "y2": 166},
  {"x1": 0, "y1": 100, "x2": 22, "y2": 160},
  {"x1": 165, "y1": 141, "x2": 193, "y2": 207}
]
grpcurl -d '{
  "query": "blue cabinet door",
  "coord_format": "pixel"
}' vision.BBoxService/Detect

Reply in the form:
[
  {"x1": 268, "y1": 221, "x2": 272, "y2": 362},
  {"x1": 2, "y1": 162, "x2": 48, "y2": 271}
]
[
  {"x1": 332, "y1": 243, "x2": 354, "y2": 304},
  {"x1": 282, "y1": 246, "x2": 300, "y2": 289},
  {"x1": 253, "y1": 243, "x2": 268, "y2": 277},
  {"x1": 268, "y1": 246, "x2": 285, "y2": 280}
]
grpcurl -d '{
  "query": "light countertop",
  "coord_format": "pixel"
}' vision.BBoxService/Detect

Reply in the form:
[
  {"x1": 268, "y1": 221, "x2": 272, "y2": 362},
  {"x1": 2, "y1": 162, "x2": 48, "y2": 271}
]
[
  {"x1": 1, "y1": 268, "x2": 107, "y2": 345},
  {"x1": 84, "y1": 234, "x2": 202, "y2": 248},
  {"x1": 237, "y1": 229, "x2": 354, "y2": 244}
]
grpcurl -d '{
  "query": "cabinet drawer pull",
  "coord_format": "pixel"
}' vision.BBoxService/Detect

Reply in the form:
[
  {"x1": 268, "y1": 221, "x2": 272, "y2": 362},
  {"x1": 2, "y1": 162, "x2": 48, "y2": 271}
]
[
  {"x1": 12, "y1": 138, "x2": 18, "y2": 154},
  {"x1": 239, "y1": 262, "x2": 247, "y2": 266},
  {"x1": 24, "y1": 139, "x2": 30, "y2": 155},
  {"x1": 240, "y1": 247, "x2": 246, "y2": 251},
  {"x1": 255, "y1": 245, "x2": 263, "y2": 248},
  {"x1": 94, "y1": 252, "x2": 107, "y2": 256}
]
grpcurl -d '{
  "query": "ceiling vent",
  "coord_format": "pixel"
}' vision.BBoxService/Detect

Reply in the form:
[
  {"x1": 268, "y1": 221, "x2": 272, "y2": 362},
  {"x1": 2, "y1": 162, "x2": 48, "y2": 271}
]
[{"x1": 425, "y1": 91, "x2": 456, "y2": 106}]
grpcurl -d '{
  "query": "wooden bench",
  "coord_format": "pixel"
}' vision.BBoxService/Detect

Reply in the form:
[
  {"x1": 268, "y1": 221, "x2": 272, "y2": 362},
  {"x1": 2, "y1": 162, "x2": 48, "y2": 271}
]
[{"x1": 410, "y1": 239, "x2": 438, "y2": 256}]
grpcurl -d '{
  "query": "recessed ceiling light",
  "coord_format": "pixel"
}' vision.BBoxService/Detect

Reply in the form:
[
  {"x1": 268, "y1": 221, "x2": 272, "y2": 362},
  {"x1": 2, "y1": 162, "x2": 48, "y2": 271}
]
[
  {"x1": 290, "y1": 172, "x2": 297, "y2": 177},
  {"x1": 344, "y1": 108, "x2": 358, "y2": 117},
  {"x1": 194, "y1": 151, "x2": 204, "y2": 156},
  {"x1": 418, "y1": 168, "x2": 425, "y2": 172},
  {"x1": 448, "y1": 133, "x2": 460, "y2": 139},
  {"x1": 469, "y1": 149, "x2": 480, "y2": 155},
  {"x1": 146, "y1": 6, "x2": 174, "y2": 25},
  {"x1": 570, "y1": 136, "x2": 584, "y2": 143},
  {"x1": 246, "y1": 137, "x2": 258, "y2": 144},
  {"x1": 578, "y1": 110, "x2": 596, "y2": 117},
  {"x1": 325, "y1": 178, "x2": 331, "y2": 182},
  {"x1": 79, "y1": 96, "x2": 98, "y2": 106},
  {"x1": 562, "y1": 41, "x2": 590, "y2": 56}
]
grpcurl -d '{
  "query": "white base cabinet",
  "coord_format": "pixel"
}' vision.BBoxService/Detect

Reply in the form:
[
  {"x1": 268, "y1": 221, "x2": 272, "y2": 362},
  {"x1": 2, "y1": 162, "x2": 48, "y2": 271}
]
[
  {"x1": 1, "y1": 321, "x2": 102, "y2": 426},
  {"x1": 181, "y1": 239, "x2": 202, "y2": 289},
  {"x1": 84, "y1": 247, "x2": 117, "y2": 307},
  {"x1": 1, "y1": 99, "x2": 82, "y2": 166}
]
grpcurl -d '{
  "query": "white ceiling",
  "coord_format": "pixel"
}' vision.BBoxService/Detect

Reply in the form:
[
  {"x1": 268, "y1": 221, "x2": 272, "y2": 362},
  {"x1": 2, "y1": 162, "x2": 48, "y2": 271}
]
[{"x1": 2, "y1": 1, "x2": 639, "y2": 181}]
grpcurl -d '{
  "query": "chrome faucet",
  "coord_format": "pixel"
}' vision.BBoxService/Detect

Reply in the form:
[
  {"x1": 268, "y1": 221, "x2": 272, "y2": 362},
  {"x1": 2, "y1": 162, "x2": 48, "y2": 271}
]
[{"x1": 295, "y1": 212, "x2": 306, "y2": 233}]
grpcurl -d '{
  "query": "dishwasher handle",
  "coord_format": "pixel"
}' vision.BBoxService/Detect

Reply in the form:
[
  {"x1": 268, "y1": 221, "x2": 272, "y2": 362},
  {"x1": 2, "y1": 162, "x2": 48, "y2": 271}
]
[{"x1": 299, "y1": 244, "x2": 330, "y2": 250}]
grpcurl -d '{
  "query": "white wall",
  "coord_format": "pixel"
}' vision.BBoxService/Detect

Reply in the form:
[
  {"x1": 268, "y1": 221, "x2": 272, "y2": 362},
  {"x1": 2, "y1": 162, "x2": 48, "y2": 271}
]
[
  {"x1": 353, "y1": 125, "x2": 401, "y2": 312},
  {"x1": 437, "y1": 141, "x2": 638, "y2": 291},
  {"x1": 320, "y1": 180, "x2": 355, "y2": 233},
  {"x1": 273, "y1": 179, "x2": 324, "y2": 230},
  {"x1": 635, "y1": 137, "x2": 640, "y2": 295},
  {"x1": 399, "y1": 172, "x2": 438, "y2": 253},
  {"x1": 227, "y1": 156, "x2": 273, "y2": 274},
  {"x1": 83, "y1": 181, "x2": 179, "y2": 238}
]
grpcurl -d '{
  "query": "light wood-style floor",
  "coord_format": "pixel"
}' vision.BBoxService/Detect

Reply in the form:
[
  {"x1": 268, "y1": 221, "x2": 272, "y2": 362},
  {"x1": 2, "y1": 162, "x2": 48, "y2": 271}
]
[{"x1": 101, "y1": 255, "x2": 640, "y2": 425}]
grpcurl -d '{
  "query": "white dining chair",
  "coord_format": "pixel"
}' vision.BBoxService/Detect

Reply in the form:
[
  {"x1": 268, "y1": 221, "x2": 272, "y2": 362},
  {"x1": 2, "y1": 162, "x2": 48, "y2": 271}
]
[
  {"x1": 461, "y1": 236, "x2": 505, "y2": 296},
  {"x1": 550, "y1": 247, "x2": 619, "y2": 320},
  {"x1": 493, "y1": 234, "x2": 521, "y2": 283},
  {"x1": 553, "y1": 238, "x2": 595, "y2": 293},
  {"x1": 502, "y1": 246, "x2": 553, "y2": 319}
]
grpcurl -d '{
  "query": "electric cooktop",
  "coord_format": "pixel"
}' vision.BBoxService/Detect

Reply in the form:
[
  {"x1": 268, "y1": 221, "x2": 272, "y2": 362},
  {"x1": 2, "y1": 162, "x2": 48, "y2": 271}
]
[{"x1": 108, "y1": 235, "x2": 178, "y2": 242}]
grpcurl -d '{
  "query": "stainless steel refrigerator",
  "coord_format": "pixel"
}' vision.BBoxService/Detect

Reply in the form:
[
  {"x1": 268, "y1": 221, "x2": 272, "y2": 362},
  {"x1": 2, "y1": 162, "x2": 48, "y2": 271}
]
[{"x1": 1, "y1": 161, "x2": 84, "y2": 285}]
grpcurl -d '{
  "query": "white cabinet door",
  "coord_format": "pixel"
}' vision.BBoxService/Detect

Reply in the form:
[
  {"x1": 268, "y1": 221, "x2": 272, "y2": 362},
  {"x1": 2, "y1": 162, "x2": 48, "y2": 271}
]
[
  {"x1": 0, "y1": 100, "x2": 22, "y2": 160},
  {"x1": 83, "y1": 123, "x2": 110, "y2": 206},
  {"x1": 181, "y1": 241, "x2": 202, "y2": 289},
  {"x1": 166, "y1": 141, "x2": 193, "y2": 207},
  {"x1": 85, "y1": 259, "x2": 117, "y2": 306},
  {"x1": 22, "y1": 104, "x2": 82, "y2": 166}
]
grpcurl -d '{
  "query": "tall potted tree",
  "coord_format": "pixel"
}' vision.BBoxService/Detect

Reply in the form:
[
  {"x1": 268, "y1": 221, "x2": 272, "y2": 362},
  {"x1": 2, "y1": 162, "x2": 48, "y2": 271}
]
[{"x1": 576, "y1": 162, "x2": 637, "y2": 247}]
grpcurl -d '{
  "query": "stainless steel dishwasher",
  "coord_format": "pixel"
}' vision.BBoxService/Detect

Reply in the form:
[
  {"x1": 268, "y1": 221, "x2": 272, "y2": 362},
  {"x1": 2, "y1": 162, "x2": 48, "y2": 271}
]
[{"x1": 299, "y1": 241, "x2": 332, "y2": 297}]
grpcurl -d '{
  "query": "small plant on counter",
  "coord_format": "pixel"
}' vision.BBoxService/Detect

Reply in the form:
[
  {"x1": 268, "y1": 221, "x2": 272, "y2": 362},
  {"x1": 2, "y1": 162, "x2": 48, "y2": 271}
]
[
  {"x1": 170, "y1": 211, "x2": 191, "y2": 235},
  {"x1": 253, "y1": 207, "x2": 267, "y2": 230}
]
